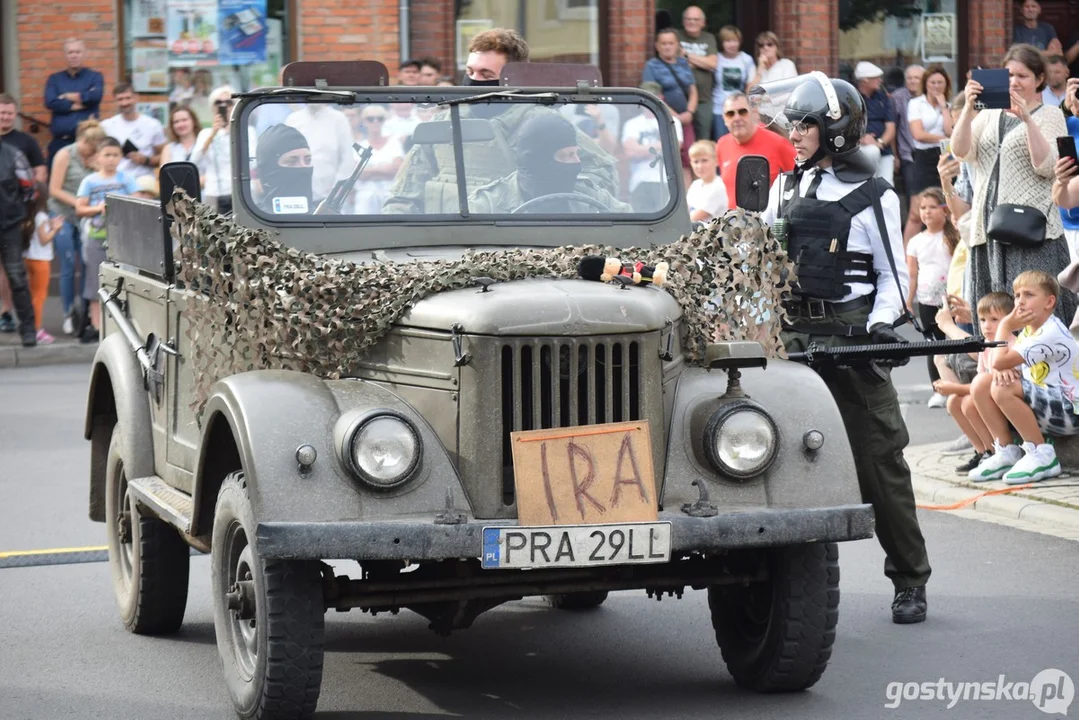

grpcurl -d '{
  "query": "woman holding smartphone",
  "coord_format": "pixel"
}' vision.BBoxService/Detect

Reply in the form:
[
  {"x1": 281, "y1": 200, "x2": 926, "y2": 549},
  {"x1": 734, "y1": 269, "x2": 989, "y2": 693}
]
[
  {"x1": 951, "y1": 43, "x2": 1073, "y2": 328},
  {"x1": 1051, "y1": 77, "x2": 1079, "y2": 261},
  {"x1": 907, "y1": 64, "x2": 953, "y2": 196}
]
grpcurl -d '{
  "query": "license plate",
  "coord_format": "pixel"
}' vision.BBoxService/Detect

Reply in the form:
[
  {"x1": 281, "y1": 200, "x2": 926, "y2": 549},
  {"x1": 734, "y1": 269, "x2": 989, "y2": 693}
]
[{"x1": 481, "y1": 522, "x2": 672, "y2": 570}]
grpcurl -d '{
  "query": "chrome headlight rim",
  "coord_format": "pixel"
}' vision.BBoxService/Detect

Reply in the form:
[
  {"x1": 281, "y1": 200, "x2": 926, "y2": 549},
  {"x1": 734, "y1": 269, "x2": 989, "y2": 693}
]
[
  {"x1": 704, "y1": 401, "x2": 779, "y2": 480},
  {"x1": 339, "y1": 409, "x2": 423, "y2": 491}
]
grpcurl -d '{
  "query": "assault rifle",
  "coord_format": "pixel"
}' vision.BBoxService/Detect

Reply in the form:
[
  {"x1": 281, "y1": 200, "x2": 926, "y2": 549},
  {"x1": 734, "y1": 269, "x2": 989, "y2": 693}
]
[
  {"x1": 788, "y1": 337, "x2": 1006, "y2": 382},
  {"x1": 314, "y1": 142, "x2": 373, "y2": 216}
]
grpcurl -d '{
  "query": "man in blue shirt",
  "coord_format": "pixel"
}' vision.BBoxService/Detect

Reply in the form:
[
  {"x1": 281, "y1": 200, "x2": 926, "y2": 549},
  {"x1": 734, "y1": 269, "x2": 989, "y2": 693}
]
[
  {"x1": 1014, "y1": 0, "x2": 1058, "y2": 51},
  {"x1": 855, "y1": 61, "x2": 897, "y2": 186},
  {"x1": 44, "y1": 38, "x2": 103, "y2": 166}
]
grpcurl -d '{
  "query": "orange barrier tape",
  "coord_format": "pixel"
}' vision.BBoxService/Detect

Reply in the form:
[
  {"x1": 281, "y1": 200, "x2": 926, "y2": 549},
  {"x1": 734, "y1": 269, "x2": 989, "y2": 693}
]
[{"x1": 917, "y1": 483, "x2": 1034, "y2": 511}]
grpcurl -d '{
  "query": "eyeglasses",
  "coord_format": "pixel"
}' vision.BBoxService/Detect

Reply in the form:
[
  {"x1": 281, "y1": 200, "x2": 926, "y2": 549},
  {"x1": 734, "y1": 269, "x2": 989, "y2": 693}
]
[
  {"x1": 790, "y1": 120, "x2": 814, "y2": 135},
  {"x1": 724, "y1": 108, "x2": 750, "y2": 119},
  {"x1": 757, "y1": 41, "x2": 775, "y2": 48},
  {"x1": 364, "y1": 116, "x2": 387, "y2": 123}
]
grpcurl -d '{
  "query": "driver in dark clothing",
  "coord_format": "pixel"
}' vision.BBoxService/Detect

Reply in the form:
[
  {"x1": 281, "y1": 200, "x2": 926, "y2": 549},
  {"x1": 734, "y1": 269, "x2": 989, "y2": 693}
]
[
  {"x1": 256, "y1": 124, "x2": 315, "y2": 214},
  {"x1": 468, "y1": 114, "x2": 629, "y2": 213}
]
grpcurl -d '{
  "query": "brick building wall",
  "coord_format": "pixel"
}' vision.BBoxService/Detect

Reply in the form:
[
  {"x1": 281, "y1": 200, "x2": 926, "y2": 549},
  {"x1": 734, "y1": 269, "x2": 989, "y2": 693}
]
[
  {"x1": 606, "y1": 0, "x2": 655, "y2": 88},
  {"x1": 772, "y1": 0, "x2": 839, "y2": 77},
  {"x1": 969, "y1": 0, "x2": 1013, "y2": 68},
  {"x1": 297, "y1": 0, "x2": 399, "y2": 66},
  {"x1": 409, "y1": 1, "x2": 454, "y2": 77}
]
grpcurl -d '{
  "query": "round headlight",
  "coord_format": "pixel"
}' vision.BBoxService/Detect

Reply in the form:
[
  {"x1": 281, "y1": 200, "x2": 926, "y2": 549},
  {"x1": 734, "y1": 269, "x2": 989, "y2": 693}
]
[
  {"x1": 344, "y1": 413, "x2": 421, "y2": 490},
  {"x1": 705, "y1": 404, "x2": 779, "y2": 480}
]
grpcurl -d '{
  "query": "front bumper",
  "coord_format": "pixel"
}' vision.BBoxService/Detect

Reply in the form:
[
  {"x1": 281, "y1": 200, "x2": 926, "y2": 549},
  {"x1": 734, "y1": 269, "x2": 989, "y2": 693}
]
[{"x1": 256, "y1": 504, "x2": 874, "y2": 560}]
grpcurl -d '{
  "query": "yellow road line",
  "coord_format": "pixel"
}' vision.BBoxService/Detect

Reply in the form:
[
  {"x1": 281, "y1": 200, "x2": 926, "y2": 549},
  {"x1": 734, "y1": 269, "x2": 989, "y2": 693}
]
[{"x1": 0, "y1": 545, "x2": 108, "y2": 559}]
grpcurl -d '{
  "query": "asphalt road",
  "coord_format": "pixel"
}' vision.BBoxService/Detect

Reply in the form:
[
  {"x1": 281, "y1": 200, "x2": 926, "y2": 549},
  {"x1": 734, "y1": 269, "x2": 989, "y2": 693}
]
[{"x1": 2, "y1": 364, "x2": 1076, "y2": 720}]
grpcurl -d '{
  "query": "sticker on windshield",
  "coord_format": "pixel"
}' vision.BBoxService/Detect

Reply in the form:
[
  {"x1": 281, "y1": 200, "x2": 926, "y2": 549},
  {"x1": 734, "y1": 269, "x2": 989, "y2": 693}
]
[{"x1": 272, "y1": 196, "x2": 309, "y2": 214}]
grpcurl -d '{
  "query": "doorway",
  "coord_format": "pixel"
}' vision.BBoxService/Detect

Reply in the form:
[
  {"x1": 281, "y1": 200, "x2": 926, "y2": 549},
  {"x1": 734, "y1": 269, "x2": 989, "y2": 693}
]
[{"x1": 655, "y1": 1, "x2": 772, "y2": 55}]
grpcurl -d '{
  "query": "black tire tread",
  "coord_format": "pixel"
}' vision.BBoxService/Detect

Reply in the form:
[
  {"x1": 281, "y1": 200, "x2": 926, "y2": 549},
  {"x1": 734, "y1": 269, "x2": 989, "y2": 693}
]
[
  {"x1": 546, "y1": 591, "x2": 609, "y2": 610},
  {"x1": 710, "y1": 542, "x2": 839, "y2": 693},
  {"x1": 128, "y1": 513, "x2": 191, "y2": 634}
]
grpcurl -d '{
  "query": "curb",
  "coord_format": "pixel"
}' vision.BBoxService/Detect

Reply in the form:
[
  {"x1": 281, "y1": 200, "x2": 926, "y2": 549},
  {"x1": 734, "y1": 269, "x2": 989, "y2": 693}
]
[
  {"x1": 911, "y1": 474, "x2": 1079, "y2": 533},
  {"x1": 0, "y1": 343, "x2": 97, "y2": 369}
]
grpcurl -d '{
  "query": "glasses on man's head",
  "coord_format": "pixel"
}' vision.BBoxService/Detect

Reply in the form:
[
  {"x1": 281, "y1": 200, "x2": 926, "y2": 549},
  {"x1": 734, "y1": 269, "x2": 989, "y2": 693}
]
[
  {"x1": 790, "y1": 120, "x2": 814, "y2": 135},
  {"x1": 724, "y1": 108, "x2": 750, "y2": 119}
]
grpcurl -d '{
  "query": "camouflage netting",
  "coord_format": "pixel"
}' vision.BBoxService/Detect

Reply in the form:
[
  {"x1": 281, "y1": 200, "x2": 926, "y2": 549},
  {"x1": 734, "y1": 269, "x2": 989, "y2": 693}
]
[{"x1": 170, "y1": 193, "x2": 795, "y2": 417}]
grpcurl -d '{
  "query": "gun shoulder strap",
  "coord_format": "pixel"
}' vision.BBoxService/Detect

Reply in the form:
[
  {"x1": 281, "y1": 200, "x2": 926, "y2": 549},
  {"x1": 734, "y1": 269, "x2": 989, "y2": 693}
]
[{"x1": 868, "y1": 177, "x2": 920, "y2": 332}]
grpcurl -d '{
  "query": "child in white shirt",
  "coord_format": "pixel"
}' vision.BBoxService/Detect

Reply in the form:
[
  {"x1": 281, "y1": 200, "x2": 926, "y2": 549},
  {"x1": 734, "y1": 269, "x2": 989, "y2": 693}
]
[
  {"x1": 968, "y1": 270, "x2": 1079, "y2": 483},
  {"x1": 686, "y1": 140, "x2": 728, "y2": 222}
]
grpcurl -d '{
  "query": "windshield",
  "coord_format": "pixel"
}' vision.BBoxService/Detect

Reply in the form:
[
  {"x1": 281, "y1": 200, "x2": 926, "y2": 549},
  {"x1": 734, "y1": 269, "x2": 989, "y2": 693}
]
[{"x1": 238, "y1": 93, "x2": 681, "y2": 222}]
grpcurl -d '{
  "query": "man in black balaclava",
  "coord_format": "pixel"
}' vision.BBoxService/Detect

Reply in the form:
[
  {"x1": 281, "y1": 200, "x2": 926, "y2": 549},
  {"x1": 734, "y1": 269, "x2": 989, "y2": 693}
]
[
  {"x1": 256, "y1": 123, "x2": 314, "y2": 214},
  {"x1": 469, "y1": 113, "x2": 629, "y2": 214}
]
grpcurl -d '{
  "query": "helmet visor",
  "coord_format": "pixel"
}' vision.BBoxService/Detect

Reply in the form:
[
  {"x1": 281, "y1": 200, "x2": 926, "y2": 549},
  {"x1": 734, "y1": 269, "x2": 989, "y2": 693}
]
[{"x1": 748, "y1": 72, "x2": 839, "y2": 135}]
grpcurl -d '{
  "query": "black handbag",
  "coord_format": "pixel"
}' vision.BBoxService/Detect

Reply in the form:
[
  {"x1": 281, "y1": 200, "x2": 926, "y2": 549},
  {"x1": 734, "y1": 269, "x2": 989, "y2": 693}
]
[
  {"x1": 984, "y1": 110, "x2": 1048, "y2": 248},
  {"x1": 986, "y1": 203, "x2": 1047, "y2": 247}
]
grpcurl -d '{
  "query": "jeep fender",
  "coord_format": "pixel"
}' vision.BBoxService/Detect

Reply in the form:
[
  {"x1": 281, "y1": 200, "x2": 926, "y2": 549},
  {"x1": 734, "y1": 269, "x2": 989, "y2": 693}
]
[
  {"x1": 662, "y1": 360, "x2": 860, "y2": 511},
  {"x1": 85, "y1": 333, "x2": 155, "y2": 522},
  {"x1": 192, "y1": 370, "x2": 466, "y2": 536}
]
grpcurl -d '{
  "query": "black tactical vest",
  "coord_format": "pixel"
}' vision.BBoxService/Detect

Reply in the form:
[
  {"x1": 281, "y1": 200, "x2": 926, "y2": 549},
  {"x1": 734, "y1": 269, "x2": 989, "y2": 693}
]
[{"x1": 778, "y1": 172, "x2": 886, "y2": 301}]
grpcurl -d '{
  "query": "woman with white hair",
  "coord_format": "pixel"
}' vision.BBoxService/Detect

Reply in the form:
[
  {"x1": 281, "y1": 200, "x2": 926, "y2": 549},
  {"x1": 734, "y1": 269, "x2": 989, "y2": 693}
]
[{"x1": 189, "y1": 85, "x2": 237, "y2": 214}]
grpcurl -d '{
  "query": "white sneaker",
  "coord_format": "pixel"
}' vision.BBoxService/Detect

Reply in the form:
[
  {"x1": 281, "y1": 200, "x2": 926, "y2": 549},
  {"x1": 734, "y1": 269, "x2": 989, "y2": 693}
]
[
  {"x1": 1003, "y1": 442, "x2": 1062, "y2": 484},
  {"x1": 927, "y1": 392, "x2": 947, "y2": 409},
  {"x1": 62, "y1": 313, "x2": 74, "y2": 336},
  {"x1": 940, "y1": 434, "x2": 974, "y2": 456},
  {"x1": 968, "y1": 441, "x2": 1023, "y2": 482}
]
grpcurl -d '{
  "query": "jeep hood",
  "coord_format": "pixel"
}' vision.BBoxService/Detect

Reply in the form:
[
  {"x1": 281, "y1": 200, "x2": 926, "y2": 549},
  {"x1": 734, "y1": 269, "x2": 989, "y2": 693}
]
[{"x1": 396, "y1": 278, "x2": 682, "y2": 335}]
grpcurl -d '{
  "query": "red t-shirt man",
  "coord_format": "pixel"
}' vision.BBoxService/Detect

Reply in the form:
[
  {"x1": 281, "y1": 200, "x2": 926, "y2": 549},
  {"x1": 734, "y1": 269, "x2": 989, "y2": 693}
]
[{"x1": 715, "y1": 113, "x2": 796, "y2": 204}]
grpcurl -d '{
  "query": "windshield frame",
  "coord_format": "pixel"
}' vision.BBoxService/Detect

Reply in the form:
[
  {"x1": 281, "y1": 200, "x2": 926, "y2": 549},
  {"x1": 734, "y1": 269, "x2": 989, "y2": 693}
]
[{"x1": 232, "y1": 86, "x2": 684, "y2": 229}]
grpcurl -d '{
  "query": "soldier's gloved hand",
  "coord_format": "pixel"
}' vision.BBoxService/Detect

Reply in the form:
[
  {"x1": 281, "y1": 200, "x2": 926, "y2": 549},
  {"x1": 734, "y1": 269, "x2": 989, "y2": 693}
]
[{"x1": 869, "y1": 322, "x2": 910, "y2": 367}]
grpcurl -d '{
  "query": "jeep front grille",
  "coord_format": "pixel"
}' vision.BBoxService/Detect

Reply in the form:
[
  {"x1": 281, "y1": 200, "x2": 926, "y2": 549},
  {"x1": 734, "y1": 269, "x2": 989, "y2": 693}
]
[{"x1": 499, "y1": 337, "x2": 643, "y2": 506}]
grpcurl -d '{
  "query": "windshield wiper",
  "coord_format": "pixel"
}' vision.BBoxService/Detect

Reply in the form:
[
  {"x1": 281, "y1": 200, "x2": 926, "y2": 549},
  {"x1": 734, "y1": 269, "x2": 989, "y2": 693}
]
[
  {"x1": 234, "y1": 87, "x2": 357, "y2": 102},
  {"x1": 439, "y1": 89, "x2": 559, "y2": 106}
]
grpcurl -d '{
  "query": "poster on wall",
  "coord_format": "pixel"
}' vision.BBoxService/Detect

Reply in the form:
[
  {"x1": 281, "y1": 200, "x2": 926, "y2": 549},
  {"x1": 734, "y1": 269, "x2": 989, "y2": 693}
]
[
  {"x1": 168, "y1": 0, "x2": 220, "y2": 66},
  {"x1": 132, "y1": 41, "x2": 169, "y2": 93},
  {"x1": 137, "y1": 101, "x2": 169, "y2": 127},
  {"x1": 131, "y1": 0, "x2": 167, "y2": 38},
  {"x1": 218, "y1": 0, "x2": 268, "y2": 65},
  {"x1": 922, "y1": 13, "x2": 956, "y2": 62},
  {"x1": 247, "y1": 18, "x2": 283, "y2": 88},
  {"x1": 456, "y1": 19, "x2": 494, "y2": 69}
]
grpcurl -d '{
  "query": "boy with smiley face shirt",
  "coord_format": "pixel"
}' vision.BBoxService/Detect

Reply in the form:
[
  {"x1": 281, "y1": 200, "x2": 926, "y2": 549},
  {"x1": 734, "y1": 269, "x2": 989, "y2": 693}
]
[{"x1": 968, "y1": 270, "x2": 1079, "y2": 484}]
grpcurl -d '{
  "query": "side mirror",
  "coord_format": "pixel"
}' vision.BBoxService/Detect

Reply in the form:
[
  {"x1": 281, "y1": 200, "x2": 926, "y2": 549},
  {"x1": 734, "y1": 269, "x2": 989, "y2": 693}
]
[
  {"x1": 159, "y1": 161, "x2": 201, "y2": 283},
  {"x1": 735, "y1": 155, "x2": 770, "y2": 212}
]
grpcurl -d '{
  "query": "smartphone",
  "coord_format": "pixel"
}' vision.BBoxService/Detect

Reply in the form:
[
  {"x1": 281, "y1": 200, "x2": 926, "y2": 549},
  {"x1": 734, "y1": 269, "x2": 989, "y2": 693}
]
[
  {"x1": 939, "y1": 139, "x2": 952, "y2": 157},
  {"x1": 1058, "y1": 136, "x2": 1079, "y2": 165},
  {"x1": 971, "y1": 68, "x2": 1010, "y2": 110},
  {"x1": 216, "y1": 102, "x2": 229, "y2": 121},
  {"x1": 121, "y1": 138, "x2": 139, "y2": 156}
]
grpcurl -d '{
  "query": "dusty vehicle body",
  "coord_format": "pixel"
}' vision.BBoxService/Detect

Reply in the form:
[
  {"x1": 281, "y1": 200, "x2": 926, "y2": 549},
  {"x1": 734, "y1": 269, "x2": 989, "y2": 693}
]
[{"x1": 85, "y1": 61, "x2": 873, "y2": 719}]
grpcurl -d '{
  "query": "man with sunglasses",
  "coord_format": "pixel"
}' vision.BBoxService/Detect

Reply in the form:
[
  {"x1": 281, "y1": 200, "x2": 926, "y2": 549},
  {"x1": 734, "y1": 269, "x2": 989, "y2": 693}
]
[
  {"x1": 760, "y1": 74, "x2": 931, "y2": 626},
  {"x1": 714, "y1": 92, "x2": 795, "y2": 207}
]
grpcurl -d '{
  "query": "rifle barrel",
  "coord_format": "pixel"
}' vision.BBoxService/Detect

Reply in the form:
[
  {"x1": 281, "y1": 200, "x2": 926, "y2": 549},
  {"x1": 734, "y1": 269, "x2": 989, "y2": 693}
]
[{"x1": 787, "y1": 338, "x2": 1005, "y2": 365}]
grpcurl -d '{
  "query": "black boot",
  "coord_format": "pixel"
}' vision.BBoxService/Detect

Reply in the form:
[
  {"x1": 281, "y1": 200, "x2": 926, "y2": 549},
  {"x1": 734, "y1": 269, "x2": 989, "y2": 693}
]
[
  {"x1": 21, "y1": 328, "x2": 36, "y2": 347},
  {"x1": 892, "y1": 585, "x2": 927, "y2": 624}
]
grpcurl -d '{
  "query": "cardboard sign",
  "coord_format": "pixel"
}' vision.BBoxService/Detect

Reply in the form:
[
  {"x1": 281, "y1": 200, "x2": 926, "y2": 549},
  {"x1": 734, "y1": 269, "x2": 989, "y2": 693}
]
[{"x1": 511, "y1": 421, "x2": 657, "y2": 526}]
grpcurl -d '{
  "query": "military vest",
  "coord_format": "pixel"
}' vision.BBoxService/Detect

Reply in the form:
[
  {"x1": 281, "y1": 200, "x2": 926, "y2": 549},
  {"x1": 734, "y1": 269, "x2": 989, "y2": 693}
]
[{"x1": 778, "y1": 172, "x2": 886, "y2": 301}]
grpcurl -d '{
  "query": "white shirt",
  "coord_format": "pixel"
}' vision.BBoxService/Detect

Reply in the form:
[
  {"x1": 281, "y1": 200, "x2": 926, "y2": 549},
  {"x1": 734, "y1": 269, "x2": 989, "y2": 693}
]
[
  {"x1": 1043, "y1": 86, "x2": 1067, "y2": 108},
  {"x1": 759, "y1": 58, "x2": 798, "y2": 85},
  {"x1": 1016, "y1": 316, "x2": 1079, "y2": 407},
  {"x1": 189, "y1": 128, "x2": 233, "y2": 199},
  {"x1": 101, "y1": 113, "x2": 167, "y2": 179},
  {"x1": 907, "y1": 95, "x2": 945, "y2": 150},
  {"x1": 906, "y1": 230, "x2": 952, "y2": 304},
  {"x1": 621, "y1": 112, "x2": 681, "y2": 192},
  {"x1": 24, "y1": 212, "x2": 54, "y2": 262},
  {"x1": 762, "y1": 166, "x2": 909, "y2": 330},
  {"x1": 382, "y1": 109, "x2": 420, "y2": 143},
  {"x1": 286, "y1": 106, "x2": 356, "y2": 201},
  {"x1": 687, "y1": 177, "x2": 728, "y2": 218}
]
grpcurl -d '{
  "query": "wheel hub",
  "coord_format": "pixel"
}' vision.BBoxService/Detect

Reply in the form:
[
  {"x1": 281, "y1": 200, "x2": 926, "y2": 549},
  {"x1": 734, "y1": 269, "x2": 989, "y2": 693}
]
[
  {"x1": 226, "y1": 579, "x2": 256, "y2": 619},
  {"x1": 116, "y1": 510, "x2": 132, "y2": 544}
]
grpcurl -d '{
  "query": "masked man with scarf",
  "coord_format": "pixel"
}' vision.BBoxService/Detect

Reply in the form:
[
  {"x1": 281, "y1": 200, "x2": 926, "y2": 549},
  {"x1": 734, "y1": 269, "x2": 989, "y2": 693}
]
[
  {"x1": 256, "y1": 124, "x2": 314, "y2": 214},
  {"x1": 383, "y1": 29, "x2": 619, "y2": 215},
  {"x1": 469, "y1": 114, "x2": 630, "y2": 214},
  {"x1": 760, "y1": 73, "x2": 931, "y2": 625}
]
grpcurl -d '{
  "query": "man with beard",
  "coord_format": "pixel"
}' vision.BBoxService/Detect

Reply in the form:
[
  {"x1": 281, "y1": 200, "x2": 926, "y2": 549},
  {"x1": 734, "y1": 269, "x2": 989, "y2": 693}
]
[
  {"x1": 101, "y1": 83, "x2": 166, "y2": 180},
  {"x1": 383, "y1": 29, "x2": 617, "y2": 215},
  {"x1": 468, "y1": 114, "x2": 629, "y2": 214},
  {"x1": 255, "y1": 124, "x2": 314, "y2": 215}
]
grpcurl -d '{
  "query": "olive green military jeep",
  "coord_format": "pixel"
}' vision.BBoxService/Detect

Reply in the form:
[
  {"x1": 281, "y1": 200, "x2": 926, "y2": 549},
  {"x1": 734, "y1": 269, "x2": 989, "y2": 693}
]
[{"x1": 85, "y1": 61, "x2": 873, "y2": 720}]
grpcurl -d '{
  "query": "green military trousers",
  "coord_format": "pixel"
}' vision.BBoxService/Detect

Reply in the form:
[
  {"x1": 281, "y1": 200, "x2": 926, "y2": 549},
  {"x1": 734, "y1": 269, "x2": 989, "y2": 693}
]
[{"x1": 782, "y1": 306, "x2": 931, "y2": 589}]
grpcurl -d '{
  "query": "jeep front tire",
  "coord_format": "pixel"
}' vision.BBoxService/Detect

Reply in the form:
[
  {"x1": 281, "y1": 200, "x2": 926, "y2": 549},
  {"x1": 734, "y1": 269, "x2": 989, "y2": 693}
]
[
  {"x1": 708, "y1": 542, "x2": 839, "y2": 692},
  {"x1": 211, "y1": 471, "x2": 325, "y2": 720}
]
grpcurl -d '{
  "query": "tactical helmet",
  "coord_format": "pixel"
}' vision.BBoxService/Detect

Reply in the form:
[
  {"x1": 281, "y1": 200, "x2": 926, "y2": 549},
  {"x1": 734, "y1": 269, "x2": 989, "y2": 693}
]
[{"x1": 782, "y1": 71, "x2": 867, "y2": 157}]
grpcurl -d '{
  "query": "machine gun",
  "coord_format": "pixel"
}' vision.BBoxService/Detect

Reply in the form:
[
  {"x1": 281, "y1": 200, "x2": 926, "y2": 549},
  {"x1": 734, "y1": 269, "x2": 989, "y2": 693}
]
[
  {"x1": 314, "y1": 142, "x2": 373, "y2": 215},
  {"x1": 788, "y1": 337, "x2": 1006, "y2": 382}
]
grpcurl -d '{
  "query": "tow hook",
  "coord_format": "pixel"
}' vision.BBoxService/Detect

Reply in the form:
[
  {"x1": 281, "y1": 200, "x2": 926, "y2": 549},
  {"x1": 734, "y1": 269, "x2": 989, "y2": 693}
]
[{"x1": 226, "y1": 580, "x2": 257, "y2": 619}]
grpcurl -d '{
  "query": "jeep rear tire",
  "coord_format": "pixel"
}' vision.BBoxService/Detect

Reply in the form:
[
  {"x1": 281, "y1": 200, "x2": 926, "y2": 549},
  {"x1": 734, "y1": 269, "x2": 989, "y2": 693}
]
[
  {"x1": 105, "y1": 424, "x2": 190, "y2": 634},
  {"x1": 546, "y1": 591, "x2": 609, "y2": 610},
  {"x1": 708, "y1": 542, "x2": 839, "y2": 692},
  {"x1": 212, "y1": 471, "x2": 325, "y2": 720}
]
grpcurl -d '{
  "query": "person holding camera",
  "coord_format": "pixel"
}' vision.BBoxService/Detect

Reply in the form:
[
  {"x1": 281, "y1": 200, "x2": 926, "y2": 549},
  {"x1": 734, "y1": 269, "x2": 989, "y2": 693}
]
[
  {"x1": 951, "y1": 44, "x2": 1074, "y2": 329},
  {"x1": 190, "y1": 86, "x2": 237, "y2": 215}
]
